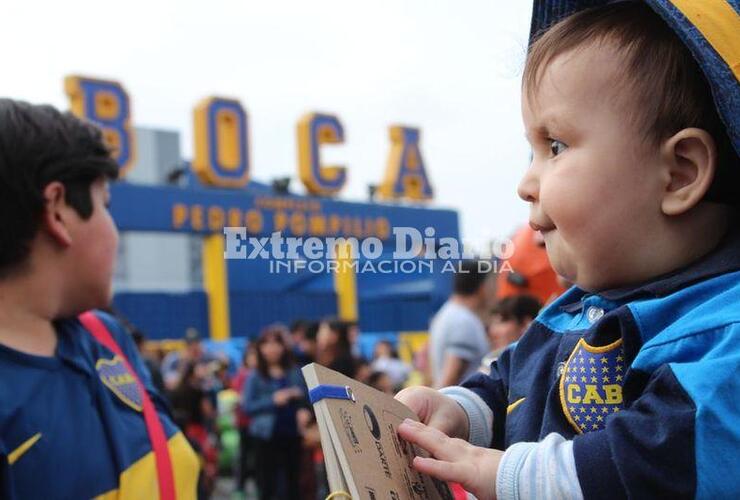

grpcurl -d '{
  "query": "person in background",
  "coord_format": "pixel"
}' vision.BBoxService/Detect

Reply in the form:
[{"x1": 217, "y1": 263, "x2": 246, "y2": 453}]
[
  {"x1": 496, "y1": 225, "x2": 568, "y2": 305},
  {"x1": 346, "y1": 320, "x2": 364, "y2": 361},
  {"x1": 316, "y1": 318, "x2": 358, "y2": 378},
  {"x1": 371, "y1": 340, "x2": 411, "y2": 390},
  {"x1": 480, "y1": 294, "x2": 542, "y2": 371},
  {"x1": 243, "y1": 327, "x2": 308, "y2": 500},
  {"x1": 130, "y1": 328, "x2": 167, "y2": 396},
  {"x1": 299, "y1": 320, "x2": 320, "y2": 366},
  {"x1": 161, "y1": 327, "x2": 210, "y2": 391},
  {"x1": 428, "y1": 260, "x2": 493, "y2": 388},
  {"x1": 169, "y1": 361, "x2": 217, "y2": 498},
  {"x1": 231, "y1": 343, "x2": 258, "y2": 495},
  {"x1": 290, "y1": 319, "x2": 314, "y2": 366},
  {"x1": 368, "y1": 371, "x2": 394, "y2": 395}
]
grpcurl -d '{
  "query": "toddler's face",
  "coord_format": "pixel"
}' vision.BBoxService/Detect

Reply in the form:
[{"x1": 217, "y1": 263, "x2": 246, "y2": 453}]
[{"x1": 518, "y1": 43, "x2": 665, "y2": 291}]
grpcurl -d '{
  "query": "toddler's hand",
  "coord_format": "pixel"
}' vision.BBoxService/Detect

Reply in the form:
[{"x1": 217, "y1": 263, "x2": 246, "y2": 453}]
[
  {"x1": 395, "y1": 386, "x2": 469, "y2": 440},
  {"x1": 398, "y1": 419, "x2": 503, "y2": 500}
]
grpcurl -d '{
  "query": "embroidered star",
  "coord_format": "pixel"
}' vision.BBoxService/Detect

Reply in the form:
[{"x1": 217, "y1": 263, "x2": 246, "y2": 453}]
[
  {"x1": 581, "y1": 376, "x2": 587, "y2": 383},
  {"x1": 589, "y1": 358, "x2": 595, "y2": 364},
  {"x1": 592, "y1": 424, "x2": 599, "y2": 430},
  {"x1": 596, "y1": 415, "x2": 604, "y2": 422},
  {"x1": 590, "y1": 407, "x2": 597, "y2": 413},
  {"x1": 600, "y1": 358, "x2": 608, "y2": 364},
  {"x1": 590, "y1": 367, "x2": 597, "y2": 373},
  {"x1": 615, "y1": 375, "x2": 623, "y2": 382},
  {"x1": 615, "y1": 365, "x2": 623, "y2": 372},
  {"x1": 585, "y1": 415, "x2": 592, "y2": 422},
  {"x1": 590, "y1": 376, "x2": 598, "y2": 383},
  {"x1": 602, "y1": 376, "x2": 610, "y2": 383},
  {"x1": 602, "y1": 366, "x2": 609, "y2": 373},
  {"x1": 602, "y1": 407, "x2": 609, "y2": 414},
  {"x1": 580, "y1": 367, "x2": 586, "y2": 373},
  {"x1": 616, "y1": 355, "x2": 623, "y2": 362},
  {"x1": 570, "y1": 407, "x2": 577, "y2": 414},
  {"x1": 612, "y1": 407, "x2": 620, "y2": 413},
  {"x1": 580, "y1": 407, "x2": 586, "y2": 413},
  {"x1": 574, "y1": 415, "x2": 580, "y2": 421}
]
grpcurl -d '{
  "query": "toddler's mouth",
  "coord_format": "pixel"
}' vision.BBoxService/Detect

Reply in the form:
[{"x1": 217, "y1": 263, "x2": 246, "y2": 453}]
[{"x1": 529, "y1": 220, "x2": 555, "y2": 234}]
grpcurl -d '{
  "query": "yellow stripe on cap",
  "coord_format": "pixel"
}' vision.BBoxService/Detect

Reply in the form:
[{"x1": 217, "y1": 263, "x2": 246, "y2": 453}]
[{"x1": 669, "y1": 0, "x2": 740, "y2": 79}]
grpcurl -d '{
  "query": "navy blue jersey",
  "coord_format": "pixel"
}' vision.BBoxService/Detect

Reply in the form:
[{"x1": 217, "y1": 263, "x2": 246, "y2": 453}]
[
  {"x1": 463, "y1": 231, "x2": 740, "y2": 499},
  {"x1": 0, "y1": 311, "x2": 199, "y2": 499}
]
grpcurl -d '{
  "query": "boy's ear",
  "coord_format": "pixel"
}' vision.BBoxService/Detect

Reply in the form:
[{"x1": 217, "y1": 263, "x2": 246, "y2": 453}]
[
  {"x1": 660, "y1": 128, "x2": 717, "y2": 216},
  {"x1": 42, "y1": 182, "x2": 74, "y2": 247}
]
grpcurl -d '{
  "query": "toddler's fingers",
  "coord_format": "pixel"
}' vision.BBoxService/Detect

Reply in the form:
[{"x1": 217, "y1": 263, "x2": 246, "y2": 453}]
[
  {"x1": 398, "y1": 419, "x2": 465, "y2": 462},
  {"x1": 412, "y1": 456, "x2": 471, "y2": 485}
]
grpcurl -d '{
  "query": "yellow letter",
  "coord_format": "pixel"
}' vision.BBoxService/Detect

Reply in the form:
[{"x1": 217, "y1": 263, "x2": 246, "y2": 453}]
[
  {"x1": 297, "y1": 113, "x2": 347, "y2": 196},
  {"x1": 193, "y1": 97, "x2": 251, "y2": 188},
  {"x1": 567, "y1": 384, "x2": 582, "y2": 403},
  {"x1": 604, "y1": 384, "x2": 623, "y2": 404},
  {"x1": 582, "y1": 385, "x2": 605, "y2": 405},
  {"x1": 64, "y1": 75, "x2": 135, "y2": 176},
  {"x1": 377, "y1": 126, "x2": 433, "y2": 201}
]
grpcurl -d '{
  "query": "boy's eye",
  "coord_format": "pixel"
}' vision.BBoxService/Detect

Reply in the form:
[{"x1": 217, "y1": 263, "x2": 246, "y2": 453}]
[{"x1": 549, "y1": 139, "x2": 568, "y2": 157}]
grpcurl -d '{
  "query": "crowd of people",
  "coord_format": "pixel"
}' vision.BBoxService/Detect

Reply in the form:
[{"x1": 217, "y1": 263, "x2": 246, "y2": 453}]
[{"x1": 128, "y1": 266, "x2": 545, "y2": 499}]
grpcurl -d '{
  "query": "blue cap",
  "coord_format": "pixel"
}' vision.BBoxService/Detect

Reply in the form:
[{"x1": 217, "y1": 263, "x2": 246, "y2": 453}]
[{"x1": 529, "y1": 0, "x2": 740, "y2": 160}]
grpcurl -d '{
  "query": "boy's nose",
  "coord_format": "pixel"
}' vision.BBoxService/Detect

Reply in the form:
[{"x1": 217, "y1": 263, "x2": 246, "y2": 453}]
[{"x1": 517, "y1": 166, "x2": 539, "y2": 203}]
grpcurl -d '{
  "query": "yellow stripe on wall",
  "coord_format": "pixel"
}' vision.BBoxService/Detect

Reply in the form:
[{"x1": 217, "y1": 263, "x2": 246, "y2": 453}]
[
  {"x1": 669, "y1": 0, "x2": 740, "y2": 79},
  {"x1": 334, "y1": 241, "x2": 358, "y2": 321},
  {"x1": 203, "y1": 233, "x2": 231, "y2": 340}
]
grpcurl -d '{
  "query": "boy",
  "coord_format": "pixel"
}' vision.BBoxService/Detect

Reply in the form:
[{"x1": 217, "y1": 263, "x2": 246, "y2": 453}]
[
  {"x1": 0, "y1": 100, "x2": 199, "y2": 498},
  {"x1": 484, "y1": 295, "x2": 542, "y2": 364},
  {"x1": 397, "y1": 1, "x2": 740, "y2": 499}
]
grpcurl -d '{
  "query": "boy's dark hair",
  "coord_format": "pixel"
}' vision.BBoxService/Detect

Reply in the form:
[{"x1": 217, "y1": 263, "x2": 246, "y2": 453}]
[
  {"x1": 322, "y1": 317, "x2": 352, "y2": 354},
  {"x1": 524, "y1": 1, "x2": 739, "y2": 203},
  {"x1": 304, "y1": 321, "x2": 320, "y2": 341},
  {"x1": 0, "y1": 99, "x2": 118, "y2": 278},
  {"x1": 289, "y1": 319, "x2": 309, "y2": 334},
  {"x1": 375, "y1": 340, "x2": 399, "y2": 359},
  {"x1": 453, "y1": 260, "x2": 492, "y2": 296},
  {"x1": 491, "y1": 294, "x2": 543, "y2": 324}
]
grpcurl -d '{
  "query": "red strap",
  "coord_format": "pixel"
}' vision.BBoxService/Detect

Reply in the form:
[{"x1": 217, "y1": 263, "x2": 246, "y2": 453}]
[{"x1": 79, "y1": 311, "x2": 176, "y2": 500}]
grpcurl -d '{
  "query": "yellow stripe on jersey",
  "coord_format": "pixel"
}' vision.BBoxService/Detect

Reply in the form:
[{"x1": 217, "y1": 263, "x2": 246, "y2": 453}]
[
  {"x1": 95, "y1": 432, "x2": 199, "y2": 499},
  {"x1": 8, "y1": 433, "x2": 42, "y2": 465}
]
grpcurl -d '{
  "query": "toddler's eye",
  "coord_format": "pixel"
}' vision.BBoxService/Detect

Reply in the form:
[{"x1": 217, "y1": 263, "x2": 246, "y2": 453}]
[{"x1": 549, "y1": 139, "x2": 568, "y2": 157}]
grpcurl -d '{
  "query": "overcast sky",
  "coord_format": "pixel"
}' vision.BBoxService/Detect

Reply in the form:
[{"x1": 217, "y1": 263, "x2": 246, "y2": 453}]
[{"x1": 2, "y1": 0, "x2": 533, "y2": 247}]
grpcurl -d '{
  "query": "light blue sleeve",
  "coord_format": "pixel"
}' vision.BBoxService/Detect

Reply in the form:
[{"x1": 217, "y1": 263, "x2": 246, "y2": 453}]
[
  {"x1": 439, "y1": 386, "x2": 583, "y2": 500},
  {"x1": 439, "y1": 386, "x2": 493, "y2": 447},
  {"x1": 497, "y1": 433, "x2": 583, "y2": 500}
]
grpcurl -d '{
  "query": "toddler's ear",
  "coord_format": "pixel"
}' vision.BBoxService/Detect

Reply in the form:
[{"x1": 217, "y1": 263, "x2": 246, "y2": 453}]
[
  {"x1": 41, "y1": 181, "x2": 73, "y2": 247},
  {"x1": 660, "y1": 128, "x2": 717, "y2": 216}
]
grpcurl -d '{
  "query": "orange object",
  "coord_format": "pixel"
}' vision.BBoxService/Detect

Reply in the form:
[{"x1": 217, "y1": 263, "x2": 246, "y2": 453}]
[{"x1": 497, "y1": 225, "x2": 567, "y2": 304}]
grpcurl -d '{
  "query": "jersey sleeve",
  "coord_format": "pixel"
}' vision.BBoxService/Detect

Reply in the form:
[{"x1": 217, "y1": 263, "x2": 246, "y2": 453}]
[
  {"x1": 573, "y1": 322, "x2": 740, "y2": 499},
  {"x1": 458, "y1": 344, "x2": 515, "y2": 449}
]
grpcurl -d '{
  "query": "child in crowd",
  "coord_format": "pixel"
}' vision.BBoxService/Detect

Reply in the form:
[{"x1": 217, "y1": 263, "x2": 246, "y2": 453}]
[
  {"x1": 243, "y1": 327, "x2": 308, "y2": 500},
  {"x1": 483, "y1": 294, "x2": 542, "y2": 366}
]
